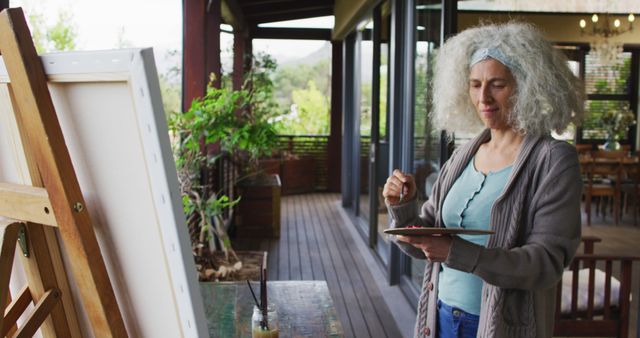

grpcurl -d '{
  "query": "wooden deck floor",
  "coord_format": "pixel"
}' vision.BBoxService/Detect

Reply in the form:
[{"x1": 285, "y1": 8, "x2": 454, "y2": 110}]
[
  {"x1": 234, "y1": 193, "x2": 402, "y2": 338},
  {"x1": 235, "y1": 194, "x2": 640, "y2": 338}
]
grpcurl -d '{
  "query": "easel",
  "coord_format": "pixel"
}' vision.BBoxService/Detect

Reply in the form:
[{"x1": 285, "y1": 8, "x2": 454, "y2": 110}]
[{"x1": 0, "y1": 8, "x2": 127, "y2": 337}]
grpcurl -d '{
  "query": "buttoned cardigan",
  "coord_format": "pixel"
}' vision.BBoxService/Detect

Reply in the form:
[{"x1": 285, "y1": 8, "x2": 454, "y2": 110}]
[{"x1": 388, "y1": 129, "x2": 582, "y2": 338}]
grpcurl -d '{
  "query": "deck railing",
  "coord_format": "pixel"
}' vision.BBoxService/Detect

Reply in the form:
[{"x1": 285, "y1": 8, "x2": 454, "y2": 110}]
[{"x1": 274, "y1": 134, "x2": 329, "y2": 191}]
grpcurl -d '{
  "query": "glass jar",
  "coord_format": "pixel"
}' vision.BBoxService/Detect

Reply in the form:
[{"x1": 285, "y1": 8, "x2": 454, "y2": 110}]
[{"x1": 251, "y1": 305, "x2": 279, "y2": 338}]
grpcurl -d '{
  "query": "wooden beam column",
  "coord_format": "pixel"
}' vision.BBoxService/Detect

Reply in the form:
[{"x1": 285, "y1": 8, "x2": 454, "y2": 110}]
[
  {"x1": 232, "y1": 30, "x2": 249, "y2": 91},
  {"x1": 182, "y1": 0, "x2": 207, "y2": 111},
  {"x1": 206, "y1": 0, "x2": 222, "y2": 89},
  {"x1": 182, "y1": 0, "x2": 221, "y2": 109},
  {"x1": 327, "y1": 41, "x2": 343, "y2": 192}
]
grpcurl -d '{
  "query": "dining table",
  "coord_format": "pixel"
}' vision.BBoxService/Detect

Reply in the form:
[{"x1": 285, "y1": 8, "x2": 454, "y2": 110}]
[{"x1": 200, "y1": 280, "x2": 344, "y2": 337}]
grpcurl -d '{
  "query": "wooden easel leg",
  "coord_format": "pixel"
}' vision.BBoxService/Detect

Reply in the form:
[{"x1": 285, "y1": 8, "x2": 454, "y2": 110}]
[
  {"x1": 13, "y1": 288, "x2": 61, "y2": 338},
  {"x1": 2, "y1": 285, "x2": 31, "y2": 337},
  {"x1": 5, "y1": 290, "x2": 18, "y2": 337},
  {"x1": 18, "y1": 223, "x2": 79, "y2": 337},
  {"x1": 0, "y1": 8, "x2": 127, "y2": 337},
  {"x1": 0, "y1": 221, "x2": 20, "y2": 336},
  {"x1": 5, "y1": 294, "x2": 18, "y2": 337},
  {"x1": 6, "y1": 81, "x2": 81, "y2": 338}
]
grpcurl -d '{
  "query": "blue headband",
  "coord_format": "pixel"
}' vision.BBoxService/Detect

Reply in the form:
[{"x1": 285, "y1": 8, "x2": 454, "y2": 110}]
[{"x1": 469, "y1": 47, "x2": 518, "y2": 71}]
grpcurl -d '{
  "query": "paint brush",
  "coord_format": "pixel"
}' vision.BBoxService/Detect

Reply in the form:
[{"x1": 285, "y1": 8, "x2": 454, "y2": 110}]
[
  {"x1": 246, "y1": 280, "x2": 260, "y2": 309},
  {"x1": 260, "y1": 252, "x2": 269, "y2": 329},
  {"x1": 261, "y1": 252, "x2": 268, "y2": 312},
  {"x1": 399, "y1": 182, "x2": 406, "y2": 203}
]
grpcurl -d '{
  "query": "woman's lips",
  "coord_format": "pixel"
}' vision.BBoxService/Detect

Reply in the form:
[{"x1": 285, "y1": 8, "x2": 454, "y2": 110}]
[{"x1": 481, "y1": 108, "x2": 498, "y2": 118}]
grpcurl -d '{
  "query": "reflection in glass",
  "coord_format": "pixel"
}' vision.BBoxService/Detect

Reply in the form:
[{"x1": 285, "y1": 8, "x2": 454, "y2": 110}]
[
  {"x1": 376, "y1": 2, "x2": 392, "y2": 254},
  {"x1": 357, "y1": 17, "x2": 373, "y2": 233},
  {"x1": 408, "y1": 0, "x2": 442, "y2": 289}
]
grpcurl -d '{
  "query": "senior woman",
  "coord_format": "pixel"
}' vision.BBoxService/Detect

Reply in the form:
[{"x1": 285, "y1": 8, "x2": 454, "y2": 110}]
[{"x1": 383, "y1": 22, "x2": 584, "y2": 338}]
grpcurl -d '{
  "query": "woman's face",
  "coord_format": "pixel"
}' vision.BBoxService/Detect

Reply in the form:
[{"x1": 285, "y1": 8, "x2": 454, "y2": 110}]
[{"x1": 468, "y1": 58, "x2": 516, "y2": 130}]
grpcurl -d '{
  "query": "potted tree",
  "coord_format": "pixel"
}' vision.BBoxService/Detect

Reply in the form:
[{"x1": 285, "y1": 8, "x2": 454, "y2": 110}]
[
  {"x1": 168, "y1": 54, "x2": 283, "y2": 280},
  {"x1": 232, "y1": 53, "x2": 283, "y2": 238},
  {"x1": 169, "y1": 81, "x2": 251, "y2": 281}
]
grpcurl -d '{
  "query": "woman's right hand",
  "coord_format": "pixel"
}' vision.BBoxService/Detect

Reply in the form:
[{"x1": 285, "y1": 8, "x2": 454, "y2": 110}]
[{"x1": 383, "y1": 169, "x2": 417, "y2": 205}]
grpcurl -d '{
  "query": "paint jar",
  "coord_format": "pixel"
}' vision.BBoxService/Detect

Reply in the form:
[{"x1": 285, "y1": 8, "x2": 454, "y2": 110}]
[{"x1": 251, "y1": 305, "x2": 279, "y2": 338}]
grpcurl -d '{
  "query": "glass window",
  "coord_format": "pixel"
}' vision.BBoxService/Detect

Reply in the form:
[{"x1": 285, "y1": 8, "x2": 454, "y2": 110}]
[
  {"x1": 375, "y1": 1, "x2": 392, "y2": 263},
  {"x1": 357, "y1": 17, "x2": 374, "y2": 231},
  {"x1": 407, "y1": 0, "x2": 442, "y2": 289},
  {"x1": 585, "y1": 52, "x2": 631, "y2": 95},
  {"x1": 581, "y1": 51, "x2": 634, "y2": 143}
]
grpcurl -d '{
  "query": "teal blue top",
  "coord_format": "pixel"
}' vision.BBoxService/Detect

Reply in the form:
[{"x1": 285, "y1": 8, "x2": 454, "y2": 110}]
[{"x1": 438, "y1": 158, "x2": 512, "y2": 315}]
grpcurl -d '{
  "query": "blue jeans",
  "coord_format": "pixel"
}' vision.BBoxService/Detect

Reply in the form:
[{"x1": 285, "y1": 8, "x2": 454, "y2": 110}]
[{"x1": 437, "y1": 300, "x2": 479, "y2": 338}]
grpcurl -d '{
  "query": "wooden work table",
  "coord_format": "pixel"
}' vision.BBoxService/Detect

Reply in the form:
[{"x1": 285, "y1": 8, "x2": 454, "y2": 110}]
[{"x1": 200, "y1": 280, "x2": 344, "y2": 337}]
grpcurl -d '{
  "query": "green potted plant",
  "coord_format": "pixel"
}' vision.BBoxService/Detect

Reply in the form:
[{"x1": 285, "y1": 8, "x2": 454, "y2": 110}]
[
  {"x1": 600, "y1": 105, "x2": 636, "y2": 150},
  {"x1": 168, "y1": 80, "x2": 248, "y2": 280},
  {"x1": 168, "y1": 53, "x2": 283, "y2": 281}
]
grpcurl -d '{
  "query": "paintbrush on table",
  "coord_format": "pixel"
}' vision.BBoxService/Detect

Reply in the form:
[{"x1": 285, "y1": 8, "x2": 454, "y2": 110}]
[{"x1": 260, "y1": 252, "x2": 269, "y2": 330}]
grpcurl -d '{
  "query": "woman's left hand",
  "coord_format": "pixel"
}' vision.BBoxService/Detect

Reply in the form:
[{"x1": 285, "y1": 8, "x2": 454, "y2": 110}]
[{"x1": 396, "y1": 235, "x2": 452, "y2": 262}]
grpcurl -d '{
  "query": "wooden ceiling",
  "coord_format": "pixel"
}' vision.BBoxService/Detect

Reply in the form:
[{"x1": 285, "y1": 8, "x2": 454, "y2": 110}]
[{"x1": 233, "y1": 0, "x2": 334, "y2": 26}]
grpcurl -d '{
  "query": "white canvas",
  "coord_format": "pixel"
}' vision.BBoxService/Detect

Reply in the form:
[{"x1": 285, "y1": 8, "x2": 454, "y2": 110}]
[{"x1": 0, "y1": 49, "x2": 207, "y2": 338}]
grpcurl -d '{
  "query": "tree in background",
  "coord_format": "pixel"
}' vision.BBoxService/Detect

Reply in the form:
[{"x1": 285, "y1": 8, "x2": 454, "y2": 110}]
[
  {"x1": 25, "y1": 4, "x2": 181, "y2": 118},
  {"x1": 28, "y1": 10, "x2": 77, "y2": 53},
  {"x1": 272, "y1": 58, "x2": 331, "y2": 135},
  {"x1": 275, "y1": 80, "x2": 330, "y2": 135},
  {"x1": 159, "y1": 49, "x2": 182, "y2": 117}
]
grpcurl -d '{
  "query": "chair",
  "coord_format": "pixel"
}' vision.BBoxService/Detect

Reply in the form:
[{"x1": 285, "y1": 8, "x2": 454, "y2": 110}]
[
  {"x1": 619, "y1": 158, "x2": 640, "y2": 226},
  {"x1": 553, "y1": 236, "x2": 639, "y2": 338},
  {"x1": 582, "y1": 151, "x2": 626, "y2": 225},
  {"x1": 575, "y1": 143, "x2": 594, "y2": 157}
]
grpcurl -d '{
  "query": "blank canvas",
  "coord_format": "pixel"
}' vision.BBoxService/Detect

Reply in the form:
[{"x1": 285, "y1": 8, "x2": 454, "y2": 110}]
[{"x1": 0, "y1": 48, "x2": 206, "y2": 337}]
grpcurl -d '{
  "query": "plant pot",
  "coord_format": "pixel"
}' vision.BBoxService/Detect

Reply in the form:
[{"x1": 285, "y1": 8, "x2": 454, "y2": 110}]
[
  {"x1": 281, "y1": 157, "x2": 315, "y2": 195},
  {"x1": 234, "y1": 174, "x2": 281, "y2": 238},
  {"x1": 258, "y1": 158, "x2": 281, "y2": 176}
]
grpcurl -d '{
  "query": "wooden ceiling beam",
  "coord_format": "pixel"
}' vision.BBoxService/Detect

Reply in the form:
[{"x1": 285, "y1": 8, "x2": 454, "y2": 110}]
[
  {"x1": 220, "y1": 0, "x2": 247, "y2": 31},
  {"x1": 243, "y1": 0, "x2": 331, "y2": 15},
  {"x1": 251, "y1": 27, "x2": 331, "y2": 40},
  {"x1": 247, "y1": 7, "x2": 333, "y2": 24},
  {"x1": 240, "y1": 0, "x2": 304, "y2": 8}
]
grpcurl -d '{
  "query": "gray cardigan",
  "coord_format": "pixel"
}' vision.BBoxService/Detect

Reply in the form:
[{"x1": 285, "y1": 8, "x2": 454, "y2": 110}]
[{"x1": 388, "y1": 129, "x2": 582, "y2": 338}]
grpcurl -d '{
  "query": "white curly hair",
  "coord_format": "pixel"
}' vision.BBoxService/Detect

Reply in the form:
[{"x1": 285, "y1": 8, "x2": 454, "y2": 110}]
[{"x1": 432, "y1": 22, "x2": 584, "y2": 136}]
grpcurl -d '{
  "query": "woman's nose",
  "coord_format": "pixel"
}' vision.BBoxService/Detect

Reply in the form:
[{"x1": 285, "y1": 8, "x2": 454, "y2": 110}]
[{"x1": 479, "y1": 84, "x2": 492, "y2": 103}]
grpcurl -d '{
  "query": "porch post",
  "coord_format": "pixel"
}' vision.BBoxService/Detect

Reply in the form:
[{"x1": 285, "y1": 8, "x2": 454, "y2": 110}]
[
  {"x1": 233, "y1": 29, "x2": 252, "y2": 90},
  {"x1": 341, "y1": 35, "x2": 355, "y2": 206},
  {"x1": 182, "y1": 0, "x2": 207, "y2": 112},
  {"x1": 206, "y1": 0, "x2": 222, "y2": 89},
  {"x1": 328, "y1": 41, "x2": 343, "y2": 192},
  {"x1": 232, "y1": 30, "x2": 247, "y2": 90}
]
